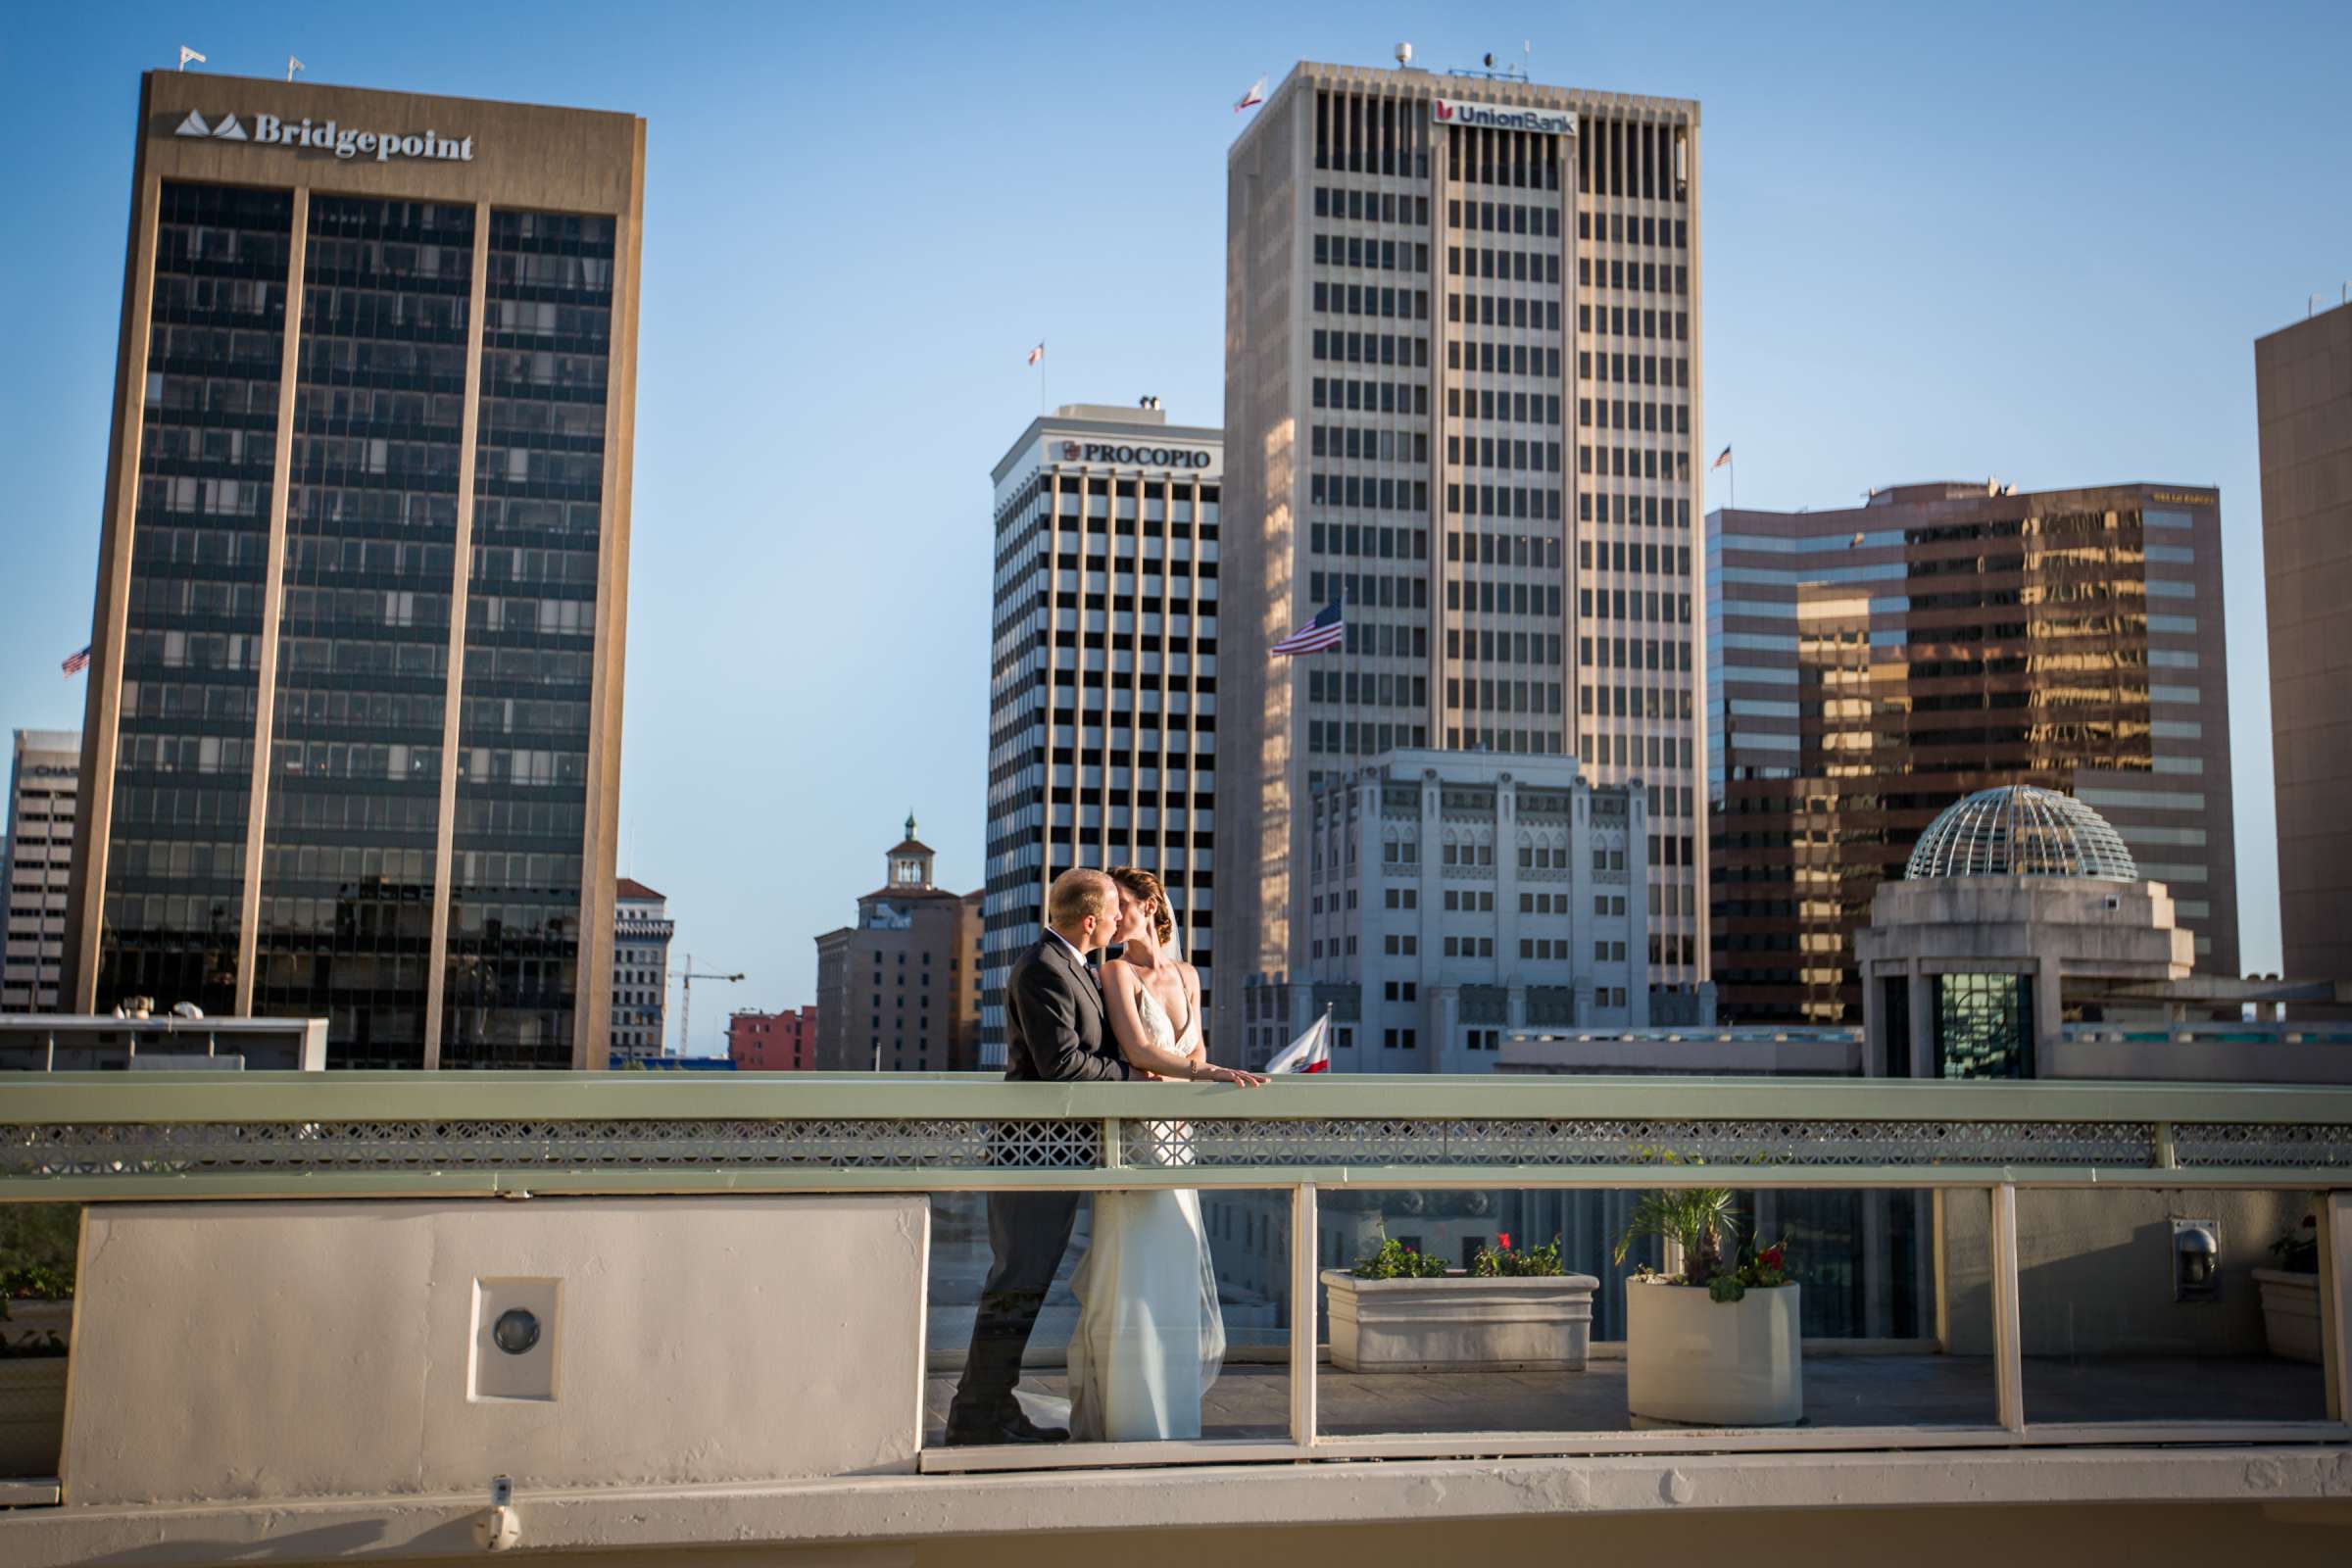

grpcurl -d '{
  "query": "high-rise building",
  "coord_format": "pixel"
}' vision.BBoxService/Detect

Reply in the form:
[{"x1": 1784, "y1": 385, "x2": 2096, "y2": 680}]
[
  {"x1": 2257, "y1": 300, "x2": 2352, "y2": 980},
  {"x1": 727, "y1": 1004, "x2": 819, "y2": 1071},
  {"x1": 610, "y1": 877, "x2": 672, "y2": 1062},
  {"x1": 813, "y1": 817, "x2": 974, "y2": 1071},
  {"x1": 4, "y1": 731, "x2": 81, "y2": 1014},
  {"x1": 1708, "y1": 481, "x2": 2238, "y2": 1023},
  {"x1": 981, "y1": 403, "x2": 1221, "y2": 1067},
  {"x1": 1218, "y1": 61, "x2": 1706, "y2": 1051},
  {"x1": 62, "y1": 72, "x2": 645, "y2": 1067},
  {"x1": 1241, "y1": 748, "x2": 1654, "y2": 1073}
]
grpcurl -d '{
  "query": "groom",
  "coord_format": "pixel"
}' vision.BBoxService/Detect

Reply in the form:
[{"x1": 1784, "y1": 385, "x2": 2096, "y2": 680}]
[{"x1": 945, "y1": 867, "x2": 1132, "y2": 1446}]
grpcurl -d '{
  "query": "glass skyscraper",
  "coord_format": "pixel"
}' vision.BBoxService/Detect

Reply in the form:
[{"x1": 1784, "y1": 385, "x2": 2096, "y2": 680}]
[{"x1": 65, "y1": 72, "x2": 644, "y2": 1067}]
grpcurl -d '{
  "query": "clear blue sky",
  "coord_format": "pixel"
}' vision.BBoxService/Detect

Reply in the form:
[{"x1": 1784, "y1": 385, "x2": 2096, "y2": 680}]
[{"x1": 5, "y1": 2, "x2": 2345, "y2": 1049}]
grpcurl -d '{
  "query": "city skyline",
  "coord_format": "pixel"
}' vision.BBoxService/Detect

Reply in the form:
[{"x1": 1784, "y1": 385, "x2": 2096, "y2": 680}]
[{"x1": 6, "y1": 5, "x2": 2349, "y2": 1045}]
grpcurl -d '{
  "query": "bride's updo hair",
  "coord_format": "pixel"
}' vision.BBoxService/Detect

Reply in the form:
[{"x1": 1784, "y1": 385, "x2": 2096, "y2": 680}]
[{"x1": 1107, "y1": 865, "x2": 1176, "y2": 947}]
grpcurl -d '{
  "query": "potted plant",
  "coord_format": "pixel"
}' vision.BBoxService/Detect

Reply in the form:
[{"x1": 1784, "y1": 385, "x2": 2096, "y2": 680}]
[
  {"x1": 1322, "y1": 1235, "x2": 1600, "y2": 1373},
  {"x1": 1614, "y1": 1187, "x2": 1802, "y2": 1426},
  {"x1": 2253, "y1": 1211, "x2": 2321, "y2": 1364}
]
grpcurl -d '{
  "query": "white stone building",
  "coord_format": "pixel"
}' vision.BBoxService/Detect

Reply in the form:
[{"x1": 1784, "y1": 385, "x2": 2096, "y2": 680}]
[
  {"x1": 4, "y1": 730, "x2": 79, "y2": 1013},
  {"x1": 610, "y1": 878, "x2": 674, "y2": 1062},
  {"x1": 1243, "y1": 748, "x2": 1649, "y2": 1071}
]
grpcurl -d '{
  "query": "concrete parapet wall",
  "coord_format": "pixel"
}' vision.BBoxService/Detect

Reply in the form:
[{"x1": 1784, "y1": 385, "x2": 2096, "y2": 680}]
[
  {"x1": 1939, "y1": 1187, "x2": 2303, "y2": 1357},
  {"x1": 63, "y1": 1195, "x2": 927, "y2": 1506}
]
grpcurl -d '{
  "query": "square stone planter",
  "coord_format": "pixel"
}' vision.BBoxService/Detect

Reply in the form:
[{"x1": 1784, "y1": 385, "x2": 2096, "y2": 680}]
[
  {"x1": 2253, "y1": 1267, "x2": 2322, "y2": 1364},
  {"x1": 0, "y1": 1359, "x2": 69, "y2": 1479},
  {"x1": 1321, "y1": 1269, "x2": 1599, "y2": 1372},
  {"x1": 1625, "y1": 1280, "x2": 1802, "y2": 1426}
]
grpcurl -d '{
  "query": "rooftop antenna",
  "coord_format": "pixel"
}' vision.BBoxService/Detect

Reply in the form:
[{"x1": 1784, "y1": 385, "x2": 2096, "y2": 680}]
[
  {"x1": 176, "y1": 45, "x2": 206, "y2": 72},
  {"x1": 287, "y1": 55, "x2": 306, "y2": 82}
]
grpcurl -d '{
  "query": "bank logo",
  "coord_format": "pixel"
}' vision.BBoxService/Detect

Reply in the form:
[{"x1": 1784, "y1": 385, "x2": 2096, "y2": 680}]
[
  {"x1": 1061, "y1": 442, "x2": 1081, "y2": 460},
  {"x1": 173, "y1": 111, "x2": 246, "y2": 141},
  {"x1": 1429, "y1": 97, "x2": 1576, "y2": 136},
  {"x1": 169, "y1": 109, "x2": 474, "y2": 163}
]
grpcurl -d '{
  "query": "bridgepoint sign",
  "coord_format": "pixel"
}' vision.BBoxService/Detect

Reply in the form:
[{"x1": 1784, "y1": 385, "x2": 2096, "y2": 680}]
[
  {"x1": 172, "y1": 110, "x2": 474, "y2": 164},
  {"x1": 1430, "y1": 98, "x2": 1576, "y2": 136},
  {"x1": 1056, "y1": 441, "x2": 1213, "y2": 469}
]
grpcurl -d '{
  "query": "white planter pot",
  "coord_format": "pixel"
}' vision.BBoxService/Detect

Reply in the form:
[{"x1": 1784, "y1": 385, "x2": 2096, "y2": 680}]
[
  {"x1": 1322, "y1": 1269, "x2": 1599, "y2": 1373},
  {"x1": 1625, "y1": 1280, "x2": 1802, "y2": 1426},
  {"x1": 0, "y1": 1359, "x2": 68, "y2": 1479},
  {"x1": 2253, "y1": 1267, "x2": 2322, "y2": 1364}
]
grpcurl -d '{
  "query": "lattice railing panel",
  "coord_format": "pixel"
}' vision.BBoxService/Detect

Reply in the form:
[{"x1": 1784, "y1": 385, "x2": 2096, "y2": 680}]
[
  {"x1": 2174, "y1": 1123, "x2": 2352, "y2": 1168},
  {"x1": 1121, "y1": 1117, "x2": 2159, "y2": 1169},
  {"x1": 2, "y1": 1119, "x2": 1101, "y2": 1179}
]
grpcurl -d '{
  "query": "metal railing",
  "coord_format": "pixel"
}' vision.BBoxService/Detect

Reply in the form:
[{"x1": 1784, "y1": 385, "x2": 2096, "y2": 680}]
[{"x1": 5, "y1": 1072, "x2": 2350, "y2": 1473}]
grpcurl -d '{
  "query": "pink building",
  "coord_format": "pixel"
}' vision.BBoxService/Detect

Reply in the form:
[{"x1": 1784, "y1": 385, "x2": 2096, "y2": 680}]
[{"x1": 728, "y1": 1005, "x2": 820, "y2": 1072}]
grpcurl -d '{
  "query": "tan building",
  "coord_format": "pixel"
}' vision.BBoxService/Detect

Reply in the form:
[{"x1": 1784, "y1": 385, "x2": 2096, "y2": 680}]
[
  {"x1": 4, "y1": 731, "x2": 80, "y2": 1014},
  {"x1": 812, "y1": 817, "x2": 977, "y2": 1071},
  {"x1": 2258, "y1": 299, "x2": 2352, "y2": 980},
  {"x1": 61, "y1": 72, "x2": 646, "y2": 1067},
  {"x1": 1217, "y1": 59, "x2": 1706, "y2": 1051},
  {"x1": 981, "y1": 401, "x2": 1220, "y2": 1066}
]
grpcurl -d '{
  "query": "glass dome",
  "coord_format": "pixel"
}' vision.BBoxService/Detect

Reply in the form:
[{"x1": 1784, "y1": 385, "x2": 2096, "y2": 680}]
[{"x1": 1904, "y1": 785, "x2": 2137, "y2": 882}]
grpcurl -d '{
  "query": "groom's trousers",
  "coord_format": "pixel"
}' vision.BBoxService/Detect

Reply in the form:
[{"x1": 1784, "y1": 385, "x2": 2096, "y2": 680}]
[{"x1": 949, "y1": 1189, "x2": 1082, "y2": 1430}]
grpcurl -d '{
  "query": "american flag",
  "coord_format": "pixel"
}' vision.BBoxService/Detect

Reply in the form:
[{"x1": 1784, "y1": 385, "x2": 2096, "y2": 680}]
[
  {"x1": 61, "y1": 645, "x2": 91, "y2": 679},
  {"x1": 1027, "y1": 341, "x2": 1045, "y2": 367},
  {"x1": 1271, "y1": 600, "x2": 1344, "y2": 656},
  {"x1": 1711, "y1": 445, "x2": 1733, "y2": 470}
]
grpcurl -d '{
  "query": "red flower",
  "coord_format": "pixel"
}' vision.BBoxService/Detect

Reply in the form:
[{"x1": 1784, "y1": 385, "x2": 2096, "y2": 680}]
[
  {"x1": 1497, "y1": 1231, "x2": 1513, "y2": 1250},
  {"x1": 1759, "y1": 1246, "x2": 1784, "y2": 1268}
]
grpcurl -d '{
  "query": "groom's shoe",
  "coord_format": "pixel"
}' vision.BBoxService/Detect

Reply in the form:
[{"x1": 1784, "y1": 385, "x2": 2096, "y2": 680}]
[{"x1": 943, "y1": 1408, "x2": 1070, "y2": 1446}]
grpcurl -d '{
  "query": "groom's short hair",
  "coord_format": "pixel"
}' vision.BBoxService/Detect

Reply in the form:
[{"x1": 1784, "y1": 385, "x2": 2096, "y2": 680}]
[{"x1": 1048, "y1": 867, "x2": 1116, "y2": 929}]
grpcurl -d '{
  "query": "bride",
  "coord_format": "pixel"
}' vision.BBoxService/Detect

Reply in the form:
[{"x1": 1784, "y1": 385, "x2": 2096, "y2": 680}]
[{"x1": 1063, "y1": 865, "x2": 1264, "y2": 1442}]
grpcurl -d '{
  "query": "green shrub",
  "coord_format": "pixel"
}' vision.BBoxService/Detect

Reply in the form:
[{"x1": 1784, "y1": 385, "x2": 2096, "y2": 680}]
[
  {"x1": 1468, "y1": 1231, "x2": 1567, "y2": 1277},
  {"x1": 1349, "y1": 1238, "x2": 1450, "y2": 1279}
]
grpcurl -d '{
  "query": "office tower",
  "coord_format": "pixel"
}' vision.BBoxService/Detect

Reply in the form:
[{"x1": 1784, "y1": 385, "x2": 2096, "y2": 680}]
[
  {"x1": 2257, "y1": 300, "x2": 2352, "y2": 979},
  {"x1": 610, "y1": 877, "x2": 672, "y2": 1062},
  {"x1": 63, "y1": 72, "x2": 645, "y2": 1066},
  {"x1": 981, "y1": 403, "x2": 1221, "y2": 1067},
  {"x1": 1219, "y1": 60, "x2": 1705, "y2": 1051},
  {"x1": 813, "y1": 816, "x2": 975, "y2": 1071},
  {"x1": 1256, "y1": 748, "x2": 1650, "y2": 1073},
  {"x1": 4, "y1": 731, "x2": 81, "y2": 1013},
  {"x1": 1709, "y1": 481, "x2": 2237, "y2": 1023}
]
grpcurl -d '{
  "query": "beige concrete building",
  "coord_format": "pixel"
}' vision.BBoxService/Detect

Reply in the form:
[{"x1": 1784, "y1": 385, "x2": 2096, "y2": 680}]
[
  {"x1": 3, "y1": 731, "x2": 80, "y2": 1013},
  {"x1": 981, "y1": 403, "x2": 1220, "y2": 1065},
  {"x1": 2259, "y1": 299, "x2": 2352, "y2": 980},
  {"x1": 61, "y1": 72, "x2": 645, "y2": 1067},
  {"x1": 1218, "y1": 59, "x2": 1706, "y2": 1051},
  {"x1": 813, "y1": 817, "x2": 977, "y2": 1071}
]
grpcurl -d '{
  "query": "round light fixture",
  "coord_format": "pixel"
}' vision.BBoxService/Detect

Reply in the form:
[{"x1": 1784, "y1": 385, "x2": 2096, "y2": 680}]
[{"x1": 492, "y1": 1307, "x2": 540, "y2": 1355}]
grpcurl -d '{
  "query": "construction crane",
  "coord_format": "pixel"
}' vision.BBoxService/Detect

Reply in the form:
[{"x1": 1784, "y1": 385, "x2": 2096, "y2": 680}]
[{"x1": 668, "y1": 954, "x2": 745, "y2": 1057}]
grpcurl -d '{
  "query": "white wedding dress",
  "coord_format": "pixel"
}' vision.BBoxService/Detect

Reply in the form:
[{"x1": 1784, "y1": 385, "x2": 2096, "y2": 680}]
[{"x1": 1061, "y1": 983, "x2": 1226, "y2": 1442}]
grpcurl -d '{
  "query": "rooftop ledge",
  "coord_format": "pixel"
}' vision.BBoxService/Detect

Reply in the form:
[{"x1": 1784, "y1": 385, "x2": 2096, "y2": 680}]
[{"x1": 3, "y1": 1446, "x2": 2350, "y2": 1565}]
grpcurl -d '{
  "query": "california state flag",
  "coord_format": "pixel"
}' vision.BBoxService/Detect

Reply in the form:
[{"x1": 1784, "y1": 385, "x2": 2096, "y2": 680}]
[{"x1": 1265, "y1": 1010, "x2": 1332, "y2": 1074}]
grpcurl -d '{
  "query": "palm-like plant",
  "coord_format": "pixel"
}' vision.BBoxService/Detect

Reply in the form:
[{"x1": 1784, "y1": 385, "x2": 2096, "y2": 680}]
[{"x1": 1612, "y1": 1188, "x2": 1740, "y2": 1287}]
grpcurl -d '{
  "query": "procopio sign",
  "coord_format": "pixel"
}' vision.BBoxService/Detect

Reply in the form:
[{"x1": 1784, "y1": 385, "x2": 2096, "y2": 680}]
[
  {"x1": 1056, "y1": 441, "x2": 1213, "y2": 468},
  {"x1": 172, "y1": 110, "x2": 475, "y2": 164}
]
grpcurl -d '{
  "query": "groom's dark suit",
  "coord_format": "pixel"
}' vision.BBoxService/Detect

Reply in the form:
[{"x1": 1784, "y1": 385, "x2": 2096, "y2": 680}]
[{"x1": 946, "y1": 933, "x2": 1132, "y2": 1443}]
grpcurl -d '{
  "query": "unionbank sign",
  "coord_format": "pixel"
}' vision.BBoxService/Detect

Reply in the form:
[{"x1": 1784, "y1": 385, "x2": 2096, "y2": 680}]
[
  {"x1": 1430, "y1": 98, "x2": 1576, "y2": 136},
  {"x1": 172, "y1": 110, "x2": 474, "y2": 164}
]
